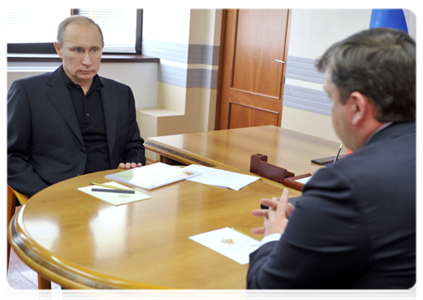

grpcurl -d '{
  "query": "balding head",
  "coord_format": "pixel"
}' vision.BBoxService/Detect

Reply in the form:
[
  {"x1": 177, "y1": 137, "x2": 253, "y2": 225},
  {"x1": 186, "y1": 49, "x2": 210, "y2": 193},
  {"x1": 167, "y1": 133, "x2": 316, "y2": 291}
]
[{"x1": 57, "y1": 15, "x2": 104, "y2": 46}]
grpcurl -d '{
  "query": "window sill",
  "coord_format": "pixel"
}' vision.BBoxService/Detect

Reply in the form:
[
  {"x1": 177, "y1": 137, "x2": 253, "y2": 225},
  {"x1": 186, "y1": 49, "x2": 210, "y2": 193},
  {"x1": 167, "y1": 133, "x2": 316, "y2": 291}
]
[{"x1": 7, "y1": 53, "x2": 160, "y2": 63}]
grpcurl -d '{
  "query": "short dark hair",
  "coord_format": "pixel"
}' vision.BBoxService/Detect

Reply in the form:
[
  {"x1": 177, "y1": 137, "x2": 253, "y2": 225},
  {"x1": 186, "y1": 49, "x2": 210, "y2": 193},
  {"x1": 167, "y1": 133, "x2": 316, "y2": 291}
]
[
  {"x1": 317, "y1": 28, "x2": 415, "y2": 122},
  {"x1": 57, "y1": 15, "x2": 104, "y2": 46}
]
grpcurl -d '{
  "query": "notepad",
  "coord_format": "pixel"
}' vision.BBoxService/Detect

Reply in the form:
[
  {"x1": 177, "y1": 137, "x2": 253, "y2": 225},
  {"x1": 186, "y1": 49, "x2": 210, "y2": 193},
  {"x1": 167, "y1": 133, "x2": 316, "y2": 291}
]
[{"x1": 105, "y1": 162, "x2": 201, "y2": 190}]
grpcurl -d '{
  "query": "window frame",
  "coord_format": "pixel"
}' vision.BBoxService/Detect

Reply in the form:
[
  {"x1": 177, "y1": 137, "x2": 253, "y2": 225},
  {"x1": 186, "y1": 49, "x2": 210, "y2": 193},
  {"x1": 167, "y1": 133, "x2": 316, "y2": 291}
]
[{"x1": 7, "y1": 9, "x2": 143, "y2": 55}]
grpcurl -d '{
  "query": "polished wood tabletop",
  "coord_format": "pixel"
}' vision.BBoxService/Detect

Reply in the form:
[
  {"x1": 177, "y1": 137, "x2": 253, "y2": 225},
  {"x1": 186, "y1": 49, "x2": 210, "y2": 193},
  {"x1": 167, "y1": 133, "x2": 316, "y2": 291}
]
[
  {"x1": 9, "y1": 169, "x2": 285, "y2": 289},
  {"x1": 145, "y1": 125, "x2": 347, "y2": 179}
]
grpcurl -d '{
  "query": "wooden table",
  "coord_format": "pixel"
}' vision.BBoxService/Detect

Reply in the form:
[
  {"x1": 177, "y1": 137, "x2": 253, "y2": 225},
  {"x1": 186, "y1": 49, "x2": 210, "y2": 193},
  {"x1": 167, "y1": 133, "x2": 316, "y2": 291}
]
[
  {"x1": 145, "y1": 125, "x2": 347, "y2": 187},
  {"x1": 9, "y1": 169, "x2": 285, "y2": 289}
]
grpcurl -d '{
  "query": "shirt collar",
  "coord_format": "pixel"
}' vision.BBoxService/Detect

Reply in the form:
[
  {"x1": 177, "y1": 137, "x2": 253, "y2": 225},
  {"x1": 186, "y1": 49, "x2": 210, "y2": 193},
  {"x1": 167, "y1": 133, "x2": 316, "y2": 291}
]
[
  {"x1": 59, "y1": 65, "x2": 104, "y2": 91},
  {"x1": 365, "y1": 122, "x2": 394, "y2": 145}
]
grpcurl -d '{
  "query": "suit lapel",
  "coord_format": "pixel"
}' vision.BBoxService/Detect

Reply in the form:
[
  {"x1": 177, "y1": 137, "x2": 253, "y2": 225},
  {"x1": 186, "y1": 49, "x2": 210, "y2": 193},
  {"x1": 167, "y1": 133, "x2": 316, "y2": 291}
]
[
  {"x1": 45, "y1": 69, "x2": 84, "y2": 146},
  {"x1": 100, "y1": 82, "x2": 118, "y2": 158}
]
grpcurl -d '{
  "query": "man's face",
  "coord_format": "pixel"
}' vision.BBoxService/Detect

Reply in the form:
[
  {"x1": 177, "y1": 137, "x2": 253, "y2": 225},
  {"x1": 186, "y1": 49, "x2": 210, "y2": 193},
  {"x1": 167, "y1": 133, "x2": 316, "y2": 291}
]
[
  {"x1": 55, "y1": 23, "x2": 104, "y2": 86},
  {"x1": 323, "y1": 71, "x2": 352, "y2": 149}
]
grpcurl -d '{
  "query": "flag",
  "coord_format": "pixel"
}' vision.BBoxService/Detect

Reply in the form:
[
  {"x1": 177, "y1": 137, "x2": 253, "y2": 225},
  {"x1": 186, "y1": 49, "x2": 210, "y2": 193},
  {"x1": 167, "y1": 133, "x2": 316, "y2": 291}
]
[{"x1": 369, "y1": 9, "x2": 408, "y2": 33}]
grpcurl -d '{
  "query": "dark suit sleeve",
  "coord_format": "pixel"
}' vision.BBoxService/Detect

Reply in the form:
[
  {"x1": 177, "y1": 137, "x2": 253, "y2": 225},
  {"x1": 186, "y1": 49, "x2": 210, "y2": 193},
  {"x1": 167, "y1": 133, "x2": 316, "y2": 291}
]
[
  {"x1": 119, "y1": 86, "x2": 146, "y2": 166},
  {"x1": 247, "y1": 167, "x2": 368, "y2": 289},
  {"x1": 8, "y1": 80, "x2": 49, "y2": 198}
]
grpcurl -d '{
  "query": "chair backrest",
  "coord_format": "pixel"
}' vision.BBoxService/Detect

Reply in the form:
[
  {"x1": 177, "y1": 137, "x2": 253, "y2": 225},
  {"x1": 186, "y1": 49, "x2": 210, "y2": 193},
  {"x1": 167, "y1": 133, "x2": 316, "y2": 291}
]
[
  {"x1": 7, "y1": 185, "x2": 28, "y2": 206},
  {"x1": 7, "y1": 185, "x2": 28, "y2": 272}
]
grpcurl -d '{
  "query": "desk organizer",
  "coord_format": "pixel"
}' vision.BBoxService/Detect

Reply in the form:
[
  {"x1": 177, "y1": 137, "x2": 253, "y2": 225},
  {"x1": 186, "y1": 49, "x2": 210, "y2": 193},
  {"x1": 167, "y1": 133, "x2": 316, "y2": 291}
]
[{"x1": 250, "y1": 154, "x2": 310, "y2": 191}]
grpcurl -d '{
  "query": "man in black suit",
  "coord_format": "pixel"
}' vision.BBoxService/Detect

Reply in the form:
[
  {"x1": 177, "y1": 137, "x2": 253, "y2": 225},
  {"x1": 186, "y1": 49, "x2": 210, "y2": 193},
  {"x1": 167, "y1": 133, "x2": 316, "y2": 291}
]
[
  {"x1": 247, "y1": 28, "x2": 415, "y2": 289},
  {"x1": 8, "y1": 15, "x2": 146, "y2": 198}
]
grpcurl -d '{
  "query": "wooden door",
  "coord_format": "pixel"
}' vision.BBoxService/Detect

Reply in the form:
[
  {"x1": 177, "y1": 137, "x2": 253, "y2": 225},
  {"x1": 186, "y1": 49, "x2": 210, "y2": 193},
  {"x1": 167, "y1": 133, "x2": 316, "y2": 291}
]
[{"x1": 216, "y1": 9, "x2": 291, "y2": 129}]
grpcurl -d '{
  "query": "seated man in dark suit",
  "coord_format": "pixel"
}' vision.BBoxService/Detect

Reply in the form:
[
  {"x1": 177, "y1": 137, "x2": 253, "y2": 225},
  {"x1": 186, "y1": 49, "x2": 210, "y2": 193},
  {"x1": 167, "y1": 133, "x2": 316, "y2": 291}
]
[
  {"x1": 247, "y1": 28, "x2": 415, "y2": 289},
  {"x1": 8, "y1": 15, "x2": 146, "y2": 198}
]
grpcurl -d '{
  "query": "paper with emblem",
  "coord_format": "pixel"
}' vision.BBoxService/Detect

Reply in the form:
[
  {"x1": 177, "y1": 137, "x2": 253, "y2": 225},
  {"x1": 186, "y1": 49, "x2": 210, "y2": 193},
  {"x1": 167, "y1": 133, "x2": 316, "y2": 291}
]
[
  {"x1": 78, "y1": 181, "x2": 151, "y2": 205},
  {"x1": 189, "y1": 227, "x2": 261, "y2": 264}
]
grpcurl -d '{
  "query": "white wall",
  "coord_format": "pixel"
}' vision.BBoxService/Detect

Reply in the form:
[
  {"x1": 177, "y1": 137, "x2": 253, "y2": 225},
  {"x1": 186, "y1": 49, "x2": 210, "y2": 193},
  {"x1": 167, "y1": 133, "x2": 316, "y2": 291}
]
[
  {"x1": 282, "y1": 9, "x2": 416, "y2": 143},
  {"x1": 288, "y1": 9, "x2": 372, "y2": 59},
  {"x1": 143, "y1": 9, "x2": 191, "y2": 44},
  {"x1": 139, "y1": 8, "x2": 222, "y2": 161}
]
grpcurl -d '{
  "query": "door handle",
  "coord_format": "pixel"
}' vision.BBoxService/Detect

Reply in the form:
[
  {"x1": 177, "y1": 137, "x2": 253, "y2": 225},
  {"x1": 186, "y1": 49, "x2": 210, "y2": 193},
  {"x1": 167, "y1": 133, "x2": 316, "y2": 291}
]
[{"x1": 275, "y1": 59, "x2": 287, "y2": 64}]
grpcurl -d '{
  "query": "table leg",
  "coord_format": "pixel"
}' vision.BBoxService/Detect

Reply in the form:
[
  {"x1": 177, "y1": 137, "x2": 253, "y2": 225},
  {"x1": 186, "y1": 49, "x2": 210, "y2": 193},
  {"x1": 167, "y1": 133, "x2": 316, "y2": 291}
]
[{"x1": 38, "y1": 274, "x2": 51, "y2": 300}]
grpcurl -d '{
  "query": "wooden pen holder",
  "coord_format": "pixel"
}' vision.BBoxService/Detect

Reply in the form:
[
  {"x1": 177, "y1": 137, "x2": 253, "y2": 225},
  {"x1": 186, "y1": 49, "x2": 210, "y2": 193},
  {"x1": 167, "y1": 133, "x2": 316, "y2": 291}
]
[
  {"x1": 250, "y1": 154, "x2": 311, "y2": 191},
  {"x1": 250, "y1": 154, "x2": 268, "y2": 173},
  {"x1": 250, "y1": 154, "x2": 294, "y2": 183}
]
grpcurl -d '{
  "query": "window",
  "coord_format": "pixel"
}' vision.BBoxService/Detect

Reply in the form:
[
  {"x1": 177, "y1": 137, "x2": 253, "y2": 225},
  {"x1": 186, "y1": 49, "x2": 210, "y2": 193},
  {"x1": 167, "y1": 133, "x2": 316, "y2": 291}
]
[{"x1": 7, "y1": 9, "x2": 142, "y2": 54}]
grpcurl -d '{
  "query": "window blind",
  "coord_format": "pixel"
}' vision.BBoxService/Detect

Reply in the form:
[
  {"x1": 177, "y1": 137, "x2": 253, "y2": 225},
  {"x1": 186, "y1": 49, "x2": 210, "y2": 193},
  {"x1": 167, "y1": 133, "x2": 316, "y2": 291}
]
[
  {"x1": 79, "y1": 9, "x2": 138, "y2": 53},
  {"x1": 7, "y1": 9, "x2": 70, "y2": 44},
  {"x1": 7, "y1": 8, "x2": 138, "y2": 53}
]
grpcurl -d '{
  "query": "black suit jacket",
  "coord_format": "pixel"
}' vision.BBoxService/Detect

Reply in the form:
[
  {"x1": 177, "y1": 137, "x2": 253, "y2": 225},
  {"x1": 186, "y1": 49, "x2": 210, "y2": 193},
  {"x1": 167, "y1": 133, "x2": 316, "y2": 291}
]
[
  {"x1": 8, "y1": 66, "x2": 146, "y2": 198},
  {"x1": 247, "y1": 122, "x2": 416, "y2": 289}
]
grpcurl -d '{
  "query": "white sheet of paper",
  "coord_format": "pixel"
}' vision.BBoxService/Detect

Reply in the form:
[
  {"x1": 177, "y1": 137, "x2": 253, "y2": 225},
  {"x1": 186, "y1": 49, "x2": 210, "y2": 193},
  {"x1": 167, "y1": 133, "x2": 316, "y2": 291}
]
[
  {"x1": 182, "y1": 165, "x2": 260, "y2": 191},
  {"x1": 189, "y1": 227, "x2": 261, "y2": 264},
  {"x1": 295, "y1": 176, "x2": 312, "y2": 185},
  {"x1": 78, "y1": 181, "x2": 151, "y2": 205}
]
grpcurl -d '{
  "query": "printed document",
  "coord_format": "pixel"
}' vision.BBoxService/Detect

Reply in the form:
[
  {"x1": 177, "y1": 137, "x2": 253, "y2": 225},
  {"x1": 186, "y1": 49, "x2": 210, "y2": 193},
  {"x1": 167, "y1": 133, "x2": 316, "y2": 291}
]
[
  {"x1": 183, "y1": 165, "x2": 260, "y2": 191},
  {"x1": 189, "y1": 227, "x2": 260, "y2": 264}
]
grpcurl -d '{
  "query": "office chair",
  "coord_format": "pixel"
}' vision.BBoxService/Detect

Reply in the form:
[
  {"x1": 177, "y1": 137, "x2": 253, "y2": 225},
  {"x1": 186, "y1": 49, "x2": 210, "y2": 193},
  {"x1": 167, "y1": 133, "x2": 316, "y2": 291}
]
[{"x1": 7, "y1": 185, "x2": 51, "y2": 289}]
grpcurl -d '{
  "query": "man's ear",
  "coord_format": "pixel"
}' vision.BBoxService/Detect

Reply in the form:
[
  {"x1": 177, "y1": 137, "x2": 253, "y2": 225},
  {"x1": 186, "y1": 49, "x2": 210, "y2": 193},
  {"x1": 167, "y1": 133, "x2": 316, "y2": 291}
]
[
  {"x1": 349, "y1": 91, "x2": 369, "y2": 126},
  {"x1": 54, "y1": 42, "x2": 63, "y2": 58}
]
